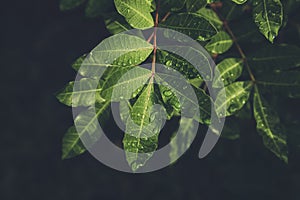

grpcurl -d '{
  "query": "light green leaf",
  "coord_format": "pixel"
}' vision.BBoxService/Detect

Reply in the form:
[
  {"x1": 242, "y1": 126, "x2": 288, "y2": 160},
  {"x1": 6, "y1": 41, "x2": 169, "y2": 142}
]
[
  {"x1": 253, "y1": 86, "x2": 288, "y2": 163},
  {"x1": 196, "y1": 8, "x2": 223, "y2": 30},
  {"x1": 76, "y1": 34, "x2": 153, "y2": 78},
  {"x1": 159, "y1": 13, "x2": 218, "y2": 41},
  {"x1": 205, "y1": 31, "x2": 233, "y2": 54},
  {"x1": 114, "y1": 0, "x2": 154, "y2": 29},
  {"x1": 56, "y1": 78, "x2": 105, "y2": 107},
  {"x1": 62, "y1": 102, "x2": 110, "y2": 159},
  {"x1": 215, "y1": 81, "x2": 253, "y2": 117},
  {"x1": 213, "y1": 58, "x2": 244, "y2": 88},
  {"x1": 186, "y1": 0, "x2": 207, "y2": 12},
  {"x1": 232, "y1": 0, "x2": 247, "y2": 4},
  {"x1": 252, "y1": 0, "x2": 283, "y2": 43},
  {"x1": 59, "y1": 0, "x2": 85, "y2": 11},
  {"x1": 62, "y1": 126, "x2": 86, "y2": 159}
]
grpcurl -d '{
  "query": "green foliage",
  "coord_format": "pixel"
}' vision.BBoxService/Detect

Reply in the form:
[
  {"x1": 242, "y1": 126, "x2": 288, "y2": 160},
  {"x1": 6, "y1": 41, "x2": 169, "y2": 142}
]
[{"x1": 57, "y1": 0, "x2": 300, "y2": 170}]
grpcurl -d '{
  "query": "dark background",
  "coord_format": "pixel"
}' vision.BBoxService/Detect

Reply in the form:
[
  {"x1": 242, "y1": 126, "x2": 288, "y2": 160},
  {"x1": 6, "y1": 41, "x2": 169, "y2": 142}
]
[{"x1": 1, "y1": 0, "x2": 300, "y2": 199}]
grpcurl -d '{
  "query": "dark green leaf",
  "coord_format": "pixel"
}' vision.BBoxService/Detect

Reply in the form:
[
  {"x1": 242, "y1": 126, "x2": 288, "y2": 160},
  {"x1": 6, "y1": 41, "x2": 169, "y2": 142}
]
[
  {"x1": 252, "y1": 0, "x2": 283, "y2": 43},
  {"x1": 59, "y1": 0, "x2": 85, "y2": 11},
  {"x1": 253, "y1": 86, "x2": 288, "y2": 163},
  {"x1": 159, "y1": 13, "x2": 218, "y2": 41},
  {"x1": 186, "y1": 0, "x2": 207, "y2": 12}
]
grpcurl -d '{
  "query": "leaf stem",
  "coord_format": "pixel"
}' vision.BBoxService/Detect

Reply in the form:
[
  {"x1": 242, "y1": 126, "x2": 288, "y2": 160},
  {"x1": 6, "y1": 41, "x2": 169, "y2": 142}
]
[
  {"x1": 151, "y1": 0, "x2": 160, "y2": 76},
  {"x1": 211, "y1": 5, "x2": 256, "y2": 83}
]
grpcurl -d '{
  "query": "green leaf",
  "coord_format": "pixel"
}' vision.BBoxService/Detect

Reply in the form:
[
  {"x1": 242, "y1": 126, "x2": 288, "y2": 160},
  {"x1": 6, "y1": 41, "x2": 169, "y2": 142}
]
[
  {"x1": 249, "y1": 44, "x2": 300, "y2": 71},
  {"x1": 196, "y1": 8, "x2": 223, "y2": 30},
  {"x1": 62, "y1": 102, "x2": 110, "y2": 159},
  {"x1": 156, "y1": 50, "x2": 202, "y2": 79},
  {"x1": 253, "y1": 86, "x2": 288, "y2": 163},
  {"x1": 221, "y1": 0, "x2": 244, "y2": 21},
  {"x1": 76, "y1": 34, "x2": 153, "y2": 78},
  {"x1": 114, "y1": 0, "x2": 154, "y2": 29},
  {"x1": 252, "y1": 0, "x2": 283, "y2": 43},
  {"x1": 72, "y1": 54, "x2": 87, "y2": 71},
  {"x1": 160, "y1": 0, "x2": 186, "y2": 12},
  {"x1": 215, "y1": 81, "x2": 253, "y2": 117},
  {"x1": 59, "y1": 0, "x2": 85, "y2": 11},
  {"x1": 105, "y1": 15, "x2": 131, "y2": 35},
  {"x1": 221, "y1": 117, "x2": 240, "y2": 140},
  {"x1": 123, "y1": 83, "x2": 163, "y2": 171},
  {"x1": 170, "y1": 118, "x2": 197, "y2": 163},
  {"x1": 62, "y1": 126, "x2": 86, "y2": 159},
  {"x1": 186, "y1": 0, "x2": 207, "y2": 12},
  {"x1": 213, "y1": 58, "x2": 244, "y2": 88},
  {"x1": 205, "y1": 31, "x2": 233, "y2": 54},
  {"x1": 156, "y1": 72, "x2": 212, "y2": 124},
  {"x1": 159, "y1": 13, "x2": 218, "y2": 41},
  {"x1": 101, "y1": 67, "x2": 152, "y2": 100},
  {"x1": 232, "y1": 0, "x2": 247, "y2": 4},
  {"x1": 256, "y1": 70, "x2": 300, "y2": 98},
  {"x1": 56, "y1": 78, "x2": 105, "y2": 107},
  {"x1": 85, "y1": 0, "x2": 115, "y2": 18},
  {"x1": 159, "y1": 84, "x2": 181, "y2": 119}
]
